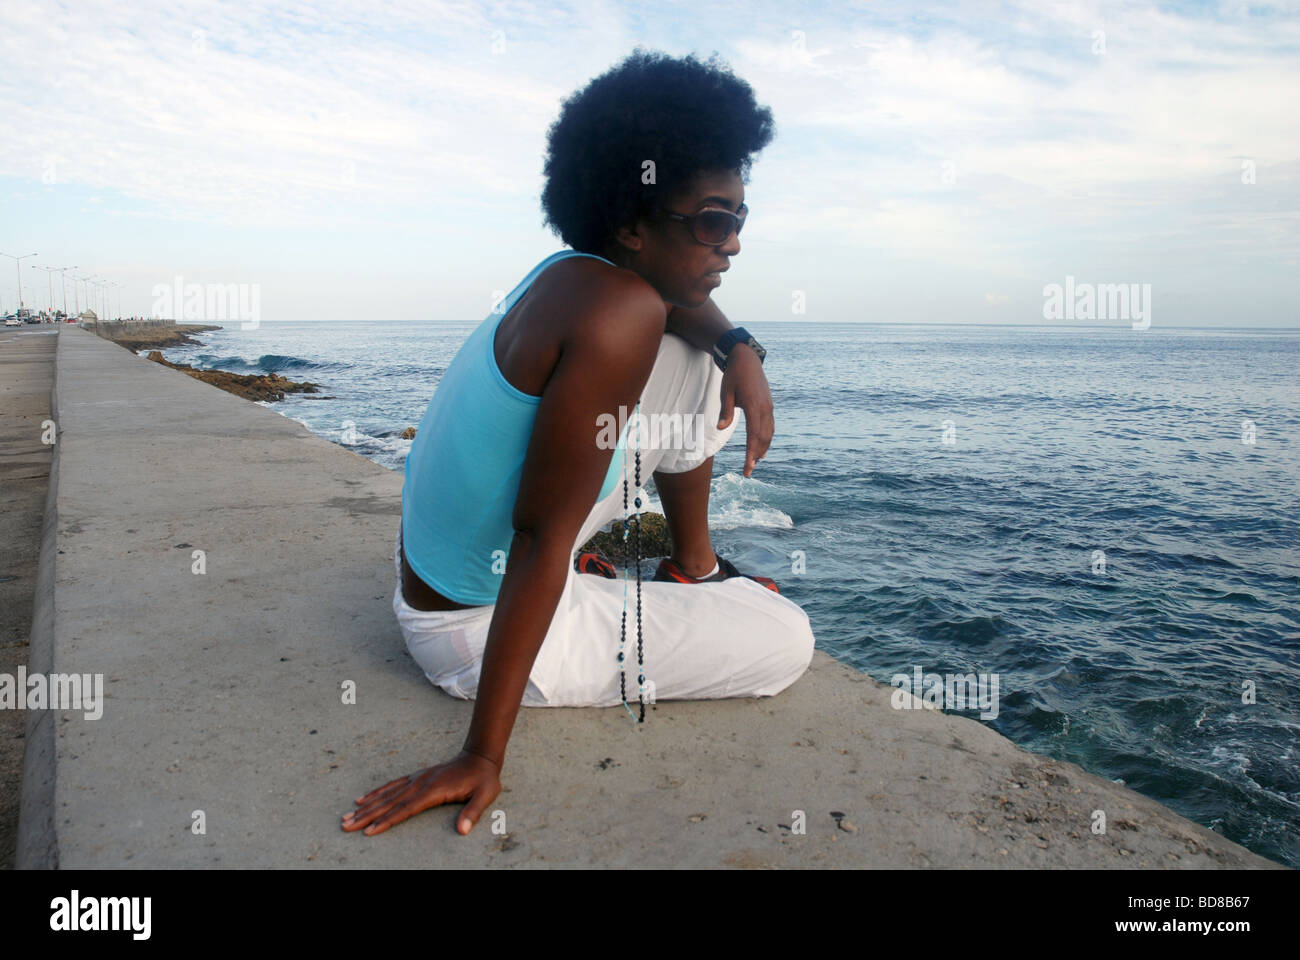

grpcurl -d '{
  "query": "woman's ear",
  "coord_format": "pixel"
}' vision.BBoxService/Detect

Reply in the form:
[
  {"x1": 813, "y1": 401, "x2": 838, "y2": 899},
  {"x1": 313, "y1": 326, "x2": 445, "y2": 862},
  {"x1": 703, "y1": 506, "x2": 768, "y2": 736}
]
[{"x1": 612, "y1": 220, "x2": 644, "y2": 254}]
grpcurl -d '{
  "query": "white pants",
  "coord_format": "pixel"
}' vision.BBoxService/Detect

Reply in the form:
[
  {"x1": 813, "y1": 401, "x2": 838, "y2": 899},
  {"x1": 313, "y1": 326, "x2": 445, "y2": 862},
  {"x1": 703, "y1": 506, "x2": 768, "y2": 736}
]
[{"x1": 391, "y1": 331, "x2": 816, "y2": 707}]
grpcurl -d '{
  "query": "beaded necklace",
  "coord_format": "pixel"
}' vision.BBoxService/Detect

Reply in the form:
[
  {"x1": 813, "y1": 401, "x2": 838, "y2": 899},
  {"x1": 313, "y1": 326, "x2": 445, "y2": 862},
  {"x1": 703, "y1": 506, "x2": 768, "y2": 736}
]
[{"x1": 619, "y1": 399, "x2": 646, "y2": 723}]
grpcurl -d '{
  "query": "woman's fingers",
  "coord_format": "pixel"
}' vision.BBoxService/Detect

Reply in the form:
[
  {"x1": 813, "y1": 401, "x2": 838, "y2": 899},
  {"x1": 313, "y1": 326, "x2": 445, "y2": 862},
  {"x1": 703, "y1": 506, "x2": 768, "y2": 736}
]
[
  {"x1": 717, "y1": 382, "x2": 736, "y2": 429},
  {"x1": 745, "y1": 407, "x2": 773, "y2": 475},
  {"x1": 350, "y1": 758, "x2": 450, "y2": 811},
  {"x1": 342, "y1": 770, "x2": 455, "y2": 834},
  {"x1": 343, "y1": 775, "x2": 420, "y2": 830},
  {"x1": 353, "y1": 782, "x2": 407, "y2": 814},
  {"x1": 364, "y1": 782, "x2": 454, "y2": 836},
  {"x1": 344, "y1": 781, "x2": 408, "y2": 822},
  {"x1": 746, "y1": 421, "x2": 767, "y2": 473},
  {"x1": 343, "y1": 794, "x2": 405, "y2": 832},
  {"x1": 355, "y1": 775, "x2": 409, "y2": 805},
  {"x1": 757, "y1": 406, "x2": 774, "y2": 455},
  {"x1": 362, "y1": 799, "x2": 422, "y2": 836},
  {"x1": 725, "y1": 357, "x2": 773, "y2": 477}
]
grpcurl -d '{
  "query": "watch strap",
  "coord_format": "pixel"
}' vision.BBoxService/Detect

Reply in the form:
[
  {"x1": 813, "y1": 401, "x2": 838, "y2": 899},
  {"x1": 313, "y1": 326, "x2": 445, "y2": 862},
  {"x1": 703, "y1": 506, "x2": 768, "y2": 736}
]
[{"x1": 712, "y1": 327, "x2": 765, "y2": 371}]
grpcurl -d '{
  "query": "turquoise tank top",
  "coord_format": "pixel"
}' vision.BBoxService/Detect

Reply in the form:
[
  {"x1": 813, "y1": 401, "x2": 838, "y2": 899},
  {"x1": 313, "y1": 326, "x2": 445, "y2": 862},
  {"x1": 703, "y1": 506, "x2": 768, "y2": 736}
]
[{"x1": 401, "y1": 249, "x2": 630, "y2": 606}]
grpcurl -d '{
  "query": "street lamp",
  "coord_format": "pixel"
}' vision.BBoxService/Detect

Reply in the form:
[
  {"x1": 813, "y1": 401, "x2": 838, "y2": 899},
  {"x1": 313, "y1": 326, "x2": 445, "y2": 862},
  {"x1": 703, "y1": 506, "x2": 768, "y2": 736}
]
[
  {"x1": 32, "y1": 264, "x2": 61, "y2": 320},
  {"x1": 86, "y1": 277, "x2": 101, "y2": 320},
  {"x1": 0, "y1": 252, "x2": 37, "y2": 312},
  {"x1": 106, "y1": 280, "x2": 122, "y2": 321},
  {"x1": 55, "y1": 266, "x2": 77, "y2": 319},
  {"x1": 90, "y1": 279, "x2": 106, "y2": 323},
  {"x1": 76, "y1": 275, "x2": 98, "y2": 320}
]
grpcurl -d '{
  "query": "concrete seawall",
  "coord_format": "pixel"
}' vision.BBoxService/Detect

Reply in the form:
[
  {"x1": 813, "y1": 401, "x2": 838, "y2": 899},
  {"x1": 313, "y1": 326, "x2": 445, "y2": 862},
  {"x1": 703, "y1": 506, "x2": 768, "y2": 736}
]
[
  {"x1": 77, "y1": 318, "x2": 180, "y2": 333},
  {"x1": 16, "y1": 326, "x2": 1282, "y2": 868}
]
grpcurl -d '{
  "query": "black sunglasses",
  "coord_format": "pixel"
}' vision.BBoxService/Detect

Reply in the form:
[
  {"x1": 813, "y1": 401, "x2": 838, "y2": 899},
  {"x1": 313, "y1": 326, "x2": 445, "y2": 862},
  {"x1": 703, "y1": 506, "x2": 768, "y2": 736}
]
[{"x1": 659, "y1": 202, "x2": 747, "y2": 245}]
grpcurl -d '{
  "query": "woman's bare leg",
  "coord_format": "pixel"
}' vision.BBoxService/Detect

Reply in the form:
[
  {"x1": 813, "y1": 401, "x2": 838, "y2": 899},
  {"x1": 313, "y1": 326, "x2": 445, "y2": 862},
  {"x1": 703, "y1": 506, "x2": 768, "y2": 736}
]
[{"x1": 654, "y1": 455, "x2": 718, "y2": 578}]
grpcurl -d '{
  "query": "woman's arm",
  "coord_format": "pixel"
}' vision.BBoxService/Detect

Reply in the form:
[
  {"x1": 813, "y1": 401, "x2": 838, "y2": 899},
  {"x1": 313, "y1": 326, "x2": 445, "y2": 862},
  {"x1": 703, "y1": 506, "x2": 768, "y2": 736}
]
[
  {"x1": 343, "y1": 271, "x2": 666, "y2": 836},
  {"x1": 665, "y1": 297, "x2": 773, "y2": 478},
  {"x1": 462, "y1": 273, "x2": 666, "y2": 768},
  {"x1": 664, "y1": 295, "x2": 732, "y2": 350}
]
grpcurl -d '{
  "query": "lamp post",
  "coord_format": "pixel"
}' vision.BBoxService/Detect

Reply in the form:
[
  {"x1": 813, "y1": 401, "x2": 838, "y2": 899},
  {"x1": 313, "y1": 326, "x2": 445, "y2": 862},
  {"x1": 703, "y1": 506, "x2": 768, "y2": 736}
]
[
  {"x1": 32, "y1": 264, "x2": 59, "y2": 320},
  {"x1": 55, "y1": 266, "x2": 77, "y2": 320},
  {"x1": 85, "y1": 276, "x2": 100, "y2": 321},
  {"x1": 0, "y1": 252, "x2": 37, "y2": 311},
  {"x1": 106, "y1": 280, "x2": 121, "y2": 321},
  {"x1": 76, "y1": 275, "x2": 98, "y2": 320},
  {"x1": 91, "y1": 280, "x2": 106, "y2": 323},
  {"x1": 70, "y1": 274, "x2": 84, "y2": 317}
]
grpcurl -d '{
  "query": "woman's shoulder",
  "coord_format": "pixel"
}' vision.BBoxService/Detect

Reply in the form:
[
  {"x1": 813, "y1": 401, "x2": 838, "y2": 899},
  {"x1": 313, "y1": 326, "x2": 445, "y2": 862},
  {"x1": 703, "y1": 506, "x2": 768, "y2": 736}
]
[
  {"x1": 535, "y1": 253, "x2": 665, "y2": 333},
  {"x1": 490, "y1": 252, "x2": 665, "y2": 397}
]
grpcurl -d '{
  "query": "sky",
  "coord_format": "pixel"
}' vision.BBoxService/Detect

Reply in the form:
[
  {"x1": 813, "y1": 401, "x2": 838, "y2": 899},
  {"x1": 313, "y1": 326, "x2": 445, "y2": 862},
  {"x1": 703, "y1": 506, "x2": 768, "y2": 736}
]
[{"x1": 1, "y1": 0, "x2": 1297, "y2": 326}]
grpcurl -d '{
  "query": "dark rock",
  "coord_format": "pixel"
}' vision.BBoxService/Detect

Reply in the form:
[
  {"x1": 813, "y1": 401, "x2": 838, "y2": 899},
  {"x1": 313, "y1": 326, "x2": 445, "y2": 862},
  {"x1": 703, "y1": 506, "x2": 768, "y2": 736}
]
[
  {"x1": 578, "y1": 512, "x2": 671, "y2": 563},
  {"x1": 145, "y1": 351, "x2": 319, "y2": 403}
]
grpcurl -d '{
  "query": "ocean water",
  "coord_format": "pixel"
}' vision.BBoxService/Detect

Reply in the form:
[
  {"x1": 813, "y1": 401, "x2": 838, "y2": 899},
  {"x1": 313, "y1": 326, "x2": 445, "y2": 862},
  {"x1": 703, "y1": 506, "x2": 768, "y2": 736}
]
[{"x1": 153, "y1": 319, "x2": 1300, "y2": 868}]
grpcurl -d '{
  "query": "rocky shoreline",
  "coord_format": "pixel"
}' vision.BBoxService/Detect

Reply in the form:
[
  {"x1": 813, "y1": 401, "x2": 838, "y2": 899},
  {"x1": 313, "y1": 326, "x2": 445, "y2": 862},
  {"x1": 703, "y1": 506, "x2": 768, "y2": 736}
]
[
  {"x1": 99, "y1": 322, "x2": 225, "y2": 352},
  {"x1": 145, "y1": 351, "x2": 321, "y2": 403},
  {"x1": 91, "y1": 322, "x2": 324, "y2": 403}
]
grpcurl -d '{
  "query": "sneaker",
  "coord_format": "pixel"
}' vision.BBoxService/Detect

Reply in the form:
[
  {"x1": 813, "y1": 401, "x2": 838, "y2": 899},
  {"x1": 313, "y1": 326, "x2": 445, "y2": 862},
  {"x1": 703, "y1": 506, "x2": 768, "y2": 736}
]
[
  {"x1": 574, "y1": 552, "x2": 617, "y2": 578},
  {"x1": 652, "y1": 552, "x2": 780, "y2": 594}
]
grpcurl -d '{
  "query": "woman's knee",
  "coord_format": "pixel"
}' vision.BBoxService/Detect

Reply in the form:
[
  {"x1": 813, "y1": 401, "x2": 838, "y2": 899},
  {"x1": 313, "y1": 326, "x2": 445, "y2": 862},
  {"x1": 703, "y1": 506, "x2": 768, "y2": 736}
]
[
  {"x1": 725, "y1": 602, "x2": 815, "y2": 698},
  {"x1": 776, "y1": 608, "x2": 816, "y2": 683}
]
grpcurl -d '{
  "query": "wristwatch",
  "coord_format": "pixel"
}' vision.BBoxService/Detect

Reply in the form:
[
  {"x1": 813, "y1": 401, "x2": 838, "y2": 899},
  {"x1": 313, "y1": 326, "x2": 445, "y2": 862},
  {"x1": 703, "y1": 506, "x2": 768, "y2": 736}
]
[{"x1": 712, "y1": 326, "x2": 766, "y2": 371}]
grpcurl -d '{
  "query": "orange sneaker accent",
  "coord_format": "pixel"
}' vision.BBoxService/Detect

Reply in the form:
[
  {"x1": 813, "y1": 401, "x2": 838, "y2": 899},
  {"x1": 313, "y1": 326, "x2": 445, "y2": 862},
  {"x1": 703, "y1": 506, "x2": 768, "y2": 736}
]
[
  {"x1": 575, "y1": 552, "x2": 617, "y2": 578},
  {"x1": 652, "y1": 554, "x2": 780, "y2": 593}
]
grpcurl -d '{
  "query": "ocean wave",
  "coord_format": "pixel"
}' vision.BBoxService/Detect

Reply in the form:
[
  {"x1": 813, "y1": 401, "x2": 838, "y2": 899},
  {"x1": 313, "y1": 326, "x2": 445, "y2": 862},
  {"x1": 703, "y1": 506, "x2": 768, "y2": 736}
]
[
  {"x1": 191, "y1": 353, "x2": 253, "y2": 370},
  {"x1": 188, "y1": 352, "x2": 323, "y2": 374},
  {"x1": 706, "y1": 472, "x2": 795, "y2": 531},
  {"x1": 257, "y1": 353, "x2": 323, "y2": 371}
]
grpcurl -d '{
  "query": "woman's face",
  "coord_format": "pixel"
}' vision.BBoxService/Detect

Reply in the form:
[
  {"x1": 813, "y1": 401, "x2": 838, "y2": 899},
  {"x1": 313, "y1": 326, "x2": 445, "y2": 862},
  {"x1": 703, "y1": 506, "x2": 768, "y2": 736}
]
[{"x1": 604, "y1": 167, "x2": 744, "y2": 309}]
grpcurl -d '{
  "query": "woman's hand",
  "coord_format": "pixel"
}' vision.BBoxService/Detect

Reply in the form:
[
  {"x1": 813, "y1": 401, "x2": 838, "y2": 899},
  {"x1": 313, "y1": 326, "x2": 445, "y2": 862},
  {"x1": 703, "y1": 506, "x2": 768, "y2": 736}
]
[
  {"x1": 341, "y1": 750, "x2": 502, "y2": 836},
  {"x1": 717, "y1": 343, "x2": 773, "y2": 477}
]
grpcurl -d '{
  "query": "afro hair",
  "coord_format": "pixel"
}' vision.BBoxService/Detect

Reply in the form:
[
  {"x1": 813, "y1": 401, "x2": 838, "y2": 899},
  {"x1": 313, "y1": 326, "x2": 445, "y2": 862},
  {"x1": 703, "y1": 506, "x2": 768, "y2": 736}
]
[{"x1": 541, "y1": 47, "x2": 775, "y2": 255}]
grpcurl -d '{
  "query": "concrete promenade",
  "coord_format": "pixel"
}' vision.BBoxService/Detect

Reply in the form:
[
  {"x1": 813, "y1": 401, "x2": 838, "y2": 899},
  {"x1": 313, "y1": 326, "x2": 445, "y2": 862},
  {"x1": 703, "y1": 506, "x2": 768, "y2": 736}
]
[
  {"x1": 15, "y1": 326, "x2": 1282, "y2": 868},
  {"x1": 0, "y1": 325, "x2": 58, "y2": 867}
]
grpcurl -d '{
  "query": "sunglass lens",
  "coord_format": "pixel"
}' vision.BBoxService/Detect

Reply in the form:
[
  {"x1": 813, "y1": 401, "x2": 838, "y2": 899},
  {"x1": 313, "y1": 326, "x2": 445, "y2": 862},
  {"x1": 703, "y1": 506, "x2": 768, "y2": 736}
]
[{"x1": 697, "y1": 212, "x2": 739, "y2": 244}]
